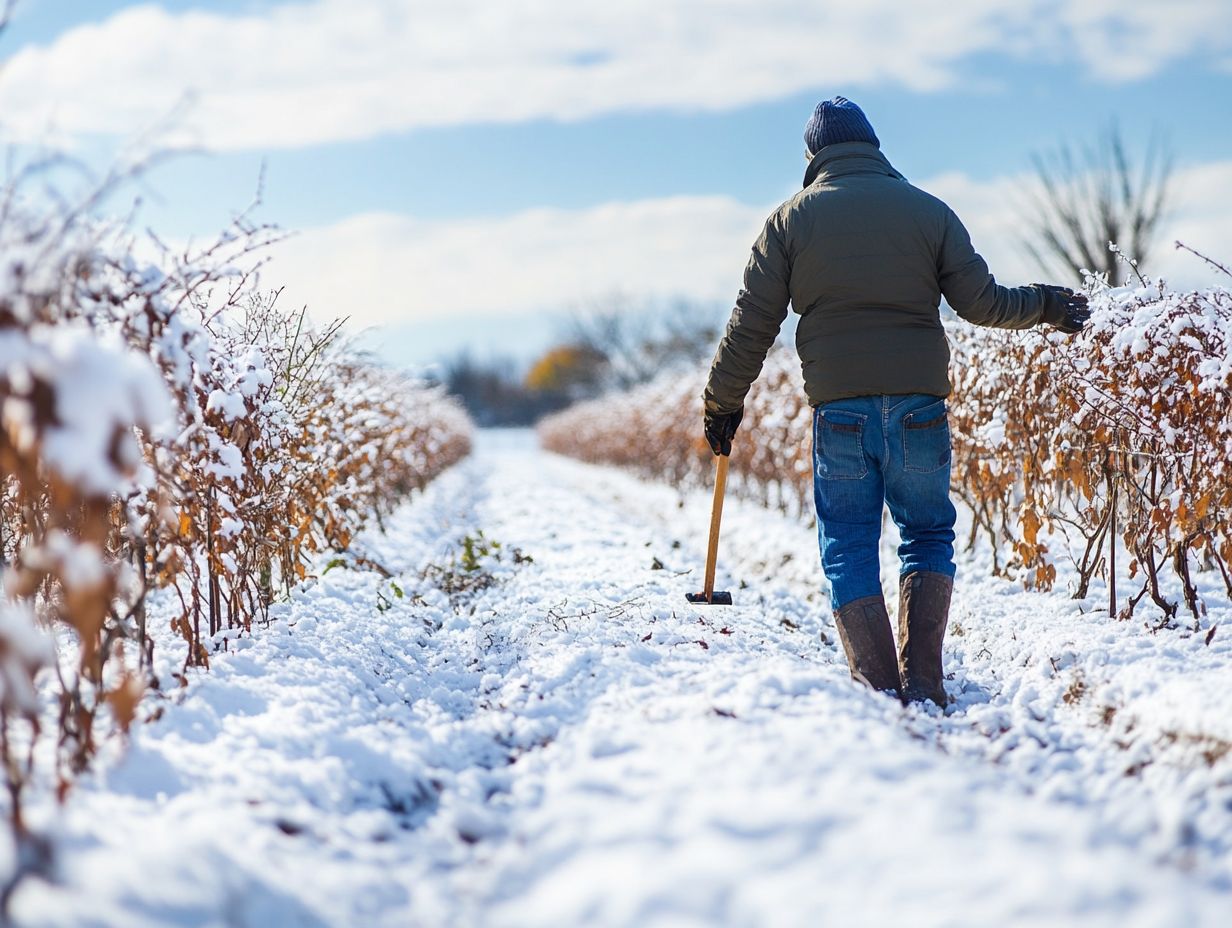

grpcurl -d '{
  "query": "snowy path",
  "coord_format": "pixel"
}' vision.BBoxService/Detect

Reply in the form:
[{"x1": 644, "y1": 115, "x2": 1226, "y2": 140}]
[{"x1": 15, "y1": 432, "x2": 1232, "y2": 927}]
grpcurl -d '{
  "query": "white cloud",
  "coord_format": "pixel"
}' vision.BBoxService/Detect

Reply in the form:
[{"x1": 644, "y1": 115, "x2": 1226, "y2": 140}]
[
  {"x1": 1, "y1": 0, "x2": 1229, "y2": 151},
  {"x1": 269, "y1": 159, "x2": 1232, "y2": 350},
  {"x1": 268, "y1": 196, "x2": 769, "y2": 328},
  {"x1": 1057, "y1": 0, "x2": 1232, "y2": 82}
]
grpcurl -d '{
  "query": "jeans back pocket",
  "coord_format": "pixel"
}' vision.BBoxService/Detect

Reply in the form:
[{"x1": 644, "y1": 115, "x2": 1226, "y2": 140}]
[
  {"x1": 902, "y1": 400, "x2": 951, "y2": 473},
  {"x1": 814, "y1": 409, "x2": 868, "y2": 480}
]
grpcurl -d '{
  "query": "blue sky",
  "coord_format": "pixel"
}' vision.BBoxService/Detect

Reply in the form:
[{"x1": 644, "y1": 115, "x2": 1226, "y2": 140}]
[{"x1": 3, "y1": 0, "x2": 1231, "y2": 371}]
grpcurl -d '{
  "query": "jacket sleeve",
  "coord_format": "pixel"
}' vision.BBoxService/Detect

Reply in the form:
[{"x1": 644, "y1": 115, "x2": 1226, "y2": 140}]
[
  {"x1": 703, "y1": 212, "x2": 791, "y2": 414},
  {"x1": 938, "y1": 206, "x2": 1044, "y2": 330}
]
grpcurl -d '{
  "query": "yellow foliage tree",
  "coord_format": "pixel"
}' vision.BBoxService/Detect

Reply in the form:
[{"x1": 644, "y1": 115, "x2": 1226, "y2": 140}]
[{"x1": 525, "y1": 344, "x2": 606, "y2": 397}]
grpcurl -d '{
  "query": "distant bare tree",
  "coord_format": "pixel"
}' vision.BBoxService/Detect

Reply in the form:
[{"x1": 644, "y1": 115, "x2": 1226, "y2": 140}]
[
  {"x1": 568, "y1": 294, "x2": 654, "y2": 389},
  {"x1": 646, "y1": 297, "x2": 726, "y2": 370},
  {"x1": 568, "y1": 293, "x2": 724, "y2": 390},
  {"x1": 1022, "y1": 125, "x2": 1172, "y2": 286}
]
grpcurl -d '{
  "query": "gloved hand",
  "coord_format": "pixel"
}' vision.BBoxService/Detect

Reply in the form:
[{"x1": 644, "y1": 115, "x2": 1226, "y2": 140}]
[
  {"x1": 1032, "y1": 284, "x2": 1091, "y2": 334},
  {"x1": 704, "y1": 406, "x2": 743, "y2": 457}
]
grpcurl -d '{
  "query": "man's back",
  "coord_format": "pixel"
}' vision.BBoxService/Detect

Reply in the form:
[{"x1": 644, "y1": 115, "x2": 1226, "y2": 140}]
[
  {"x1": 704, "y1": 139, "x2": 1048, "y2": 413},
  {"x1": 781, "y1": 142, "x2": 954, "y2": 403}
]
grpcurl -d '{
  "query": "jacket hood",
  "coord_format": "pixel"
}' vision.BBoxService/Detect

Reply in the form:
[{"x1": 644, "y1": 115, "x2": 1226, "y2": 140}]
[{"x1": 803, "y1": 141, "x2": 906, "y2": 188}]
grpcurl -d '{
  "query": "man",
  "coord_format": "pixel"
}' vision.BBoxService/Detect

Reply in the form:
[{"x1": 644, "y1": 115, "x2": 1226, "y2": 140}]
[{"x1": 701, "y1": 96, "x2": 1089, "y2": 706}]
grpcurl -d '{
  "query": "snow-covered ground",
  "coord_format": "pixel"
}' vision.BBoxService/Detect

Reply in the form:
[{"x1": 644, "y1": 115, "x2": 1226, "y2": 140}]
[{"x1": 12, "y1": 429, "x2": 1231, "y2": 927}]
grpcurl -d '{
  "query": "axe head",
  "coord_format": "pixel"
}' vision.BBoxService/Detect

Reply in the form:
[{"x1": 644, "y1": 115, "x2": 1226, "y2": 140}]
[{"x1": 686, "y1": 591, "x2": 733, "y2": 606}]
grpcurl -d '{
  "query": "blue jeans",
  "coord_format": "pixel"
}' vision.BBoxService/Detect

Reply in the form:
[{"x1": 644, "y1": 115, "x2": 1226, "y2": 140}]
[{"x1": 812, "y1": 394, "x2": 956, "y2": 609}]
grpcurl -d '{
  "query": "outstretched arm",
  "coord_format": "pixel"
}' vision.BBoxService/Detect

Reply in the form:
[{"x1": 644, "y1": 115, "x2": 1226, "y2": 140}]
[{"x1": 938, "y1": 207, "x2": 1046, "y2": 329}]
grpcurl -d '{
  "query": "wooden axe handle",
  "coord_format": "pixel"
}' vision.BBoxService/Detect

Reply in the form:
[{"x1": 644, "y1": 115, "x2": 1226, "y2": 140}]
[{"x1": 703, "y1": 454, "x2": 729, "y2": 601}]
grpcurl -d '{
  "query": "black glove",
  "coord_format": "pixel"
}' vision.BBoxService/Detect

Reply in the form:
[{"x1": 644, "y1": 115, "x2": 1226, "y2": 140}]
[
  {"x1": 704, "y1": 407, "x2": 743, "y2": 457},
  {"x1": 1032, "y1": 284, "x2": 1091, "y2": 334}
]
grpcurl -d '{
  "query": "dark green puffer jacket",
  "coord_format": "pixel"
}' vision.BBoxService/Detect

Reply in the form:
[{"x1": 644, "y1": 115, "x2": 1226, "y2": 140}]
[{"x1": 703, "y1": 141, "x2": 1046, "y2": 413}]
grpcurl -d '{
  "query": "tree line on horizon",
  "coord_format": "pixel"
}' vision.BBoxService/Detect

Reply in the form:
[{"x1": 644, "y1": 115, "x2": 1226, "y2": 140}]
[{"x1": 440, "y1": 296, "x2": 726, "y2": 426}]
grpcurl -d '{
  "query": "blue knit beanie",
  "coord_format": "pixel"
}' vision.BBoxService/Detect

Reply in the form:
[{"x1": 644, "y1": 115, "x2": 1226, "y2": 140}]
[{"x1": 804, "y1": 96, "x2": 879, "y2": 155}]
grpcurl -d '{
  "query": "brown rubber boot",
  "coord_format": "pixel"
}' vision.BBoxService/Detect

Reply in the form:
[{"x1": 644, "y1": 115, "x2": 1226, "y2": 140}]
[
  {"x1": 833, "y1": 595, "x2": 903, "y2": 700},
  {"x1": 897, "y1": 572, "x2": 954, "y2": 706}
]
